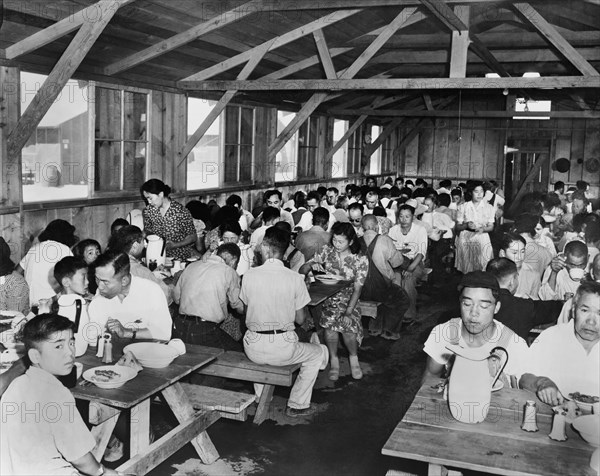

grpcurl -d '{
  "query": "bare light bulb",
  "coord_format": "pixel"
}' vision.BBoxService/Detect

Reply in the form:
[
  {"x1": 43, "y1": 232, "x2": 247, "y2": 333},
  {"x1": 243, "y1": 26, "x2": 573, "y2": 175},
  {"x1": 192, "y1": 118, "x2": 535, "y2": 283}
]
[{"x1": 503, "y1": 88, "x2": 509, "y2": 96}]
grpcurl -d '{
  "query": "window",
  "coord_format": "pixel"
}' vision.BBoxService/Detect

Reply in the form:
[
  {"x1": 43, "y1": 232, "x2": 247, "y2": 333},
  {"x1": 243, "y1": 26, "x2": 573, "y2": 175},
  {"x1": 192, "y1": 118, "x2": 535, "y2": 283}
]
[
  {"x1": 275, "y1": 110, "x2": 298, "y2": 182},
  {"x1": 369, "y1": 125, "x2": 381, "y2": 176},
  {"x1": 347, "y1": 124, "x2": 366, "y2": 175},
  {"x1": 21, "y1": 72, "x2": 90, "y2": 202},
  {"x1": 94, "y1": 86, "x2": 149, "y2": 192},
  {"x1": 513, "y1": 98, "x2": 551, "y2": 120},
  {"x1": 187, "y1": 98, "x2": 222, "y2": 190},
  {"x1": 297, "y1": 116, "x2": 319, "y2": 179},
  {"x1": 224, "y1": 106, "x2": 254, "y2": 184},
  {"x1": 331, "y1": 119, "x2": 348, "y2": 178},
  {"x1": 381, "y1": 134, "x2": 395, "y2": 173}
]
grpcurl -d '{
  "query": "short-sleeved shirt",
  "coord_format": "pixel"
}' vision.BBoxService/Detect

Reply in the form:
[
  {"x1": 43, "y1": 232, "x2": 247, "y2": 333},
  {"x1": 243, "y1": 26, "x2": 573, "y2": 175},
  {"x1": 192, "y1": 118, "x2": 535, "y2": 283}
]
[
  {"x1": 19, "y1": 241, "x2": 72, "y2": 305},
  {"x1": 527, "y1": 321, "x2": 599, "y2": 397},
  {"x1": 388, "y1": 222, "x2": 428, "y2": 259},
  {"x1": 0, "y1": 366, "x2": 96, "y2": 475},
  {"x1": 456, "y1": 200, "x2": 495, "y2": 227},
  {"x1": 88, "y1": 275, "x2": 172, "y2": 341},
  {"x1": 0, "y1": 272, "x2": 30, "y2": 314},
  {"x1": 539, "y1": 267, "x2": 581, "y2": 301},
  {"x1": 240, "y1": 259, "x2": 310, "y2": 332},
  {"x1": 423, "y1": 318, "x2": 530, "y2": 379},
  {"x1": 143, "y1": 200, "x2": 196, "y2": 260},
  {"x1": 129, "y1": 255, "x2": 172, "y2": 305},
  {"x1": 295, "y1": 226, "x2": 331, "y2": 261}
]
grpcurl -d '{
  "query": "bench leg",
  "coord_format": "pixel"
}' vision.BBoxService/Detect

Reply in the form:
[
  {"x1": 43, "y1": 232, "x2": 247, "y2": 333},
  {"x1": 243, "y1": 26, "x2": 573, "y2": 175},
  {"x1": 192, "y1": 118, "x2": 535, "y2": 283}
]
[
  {"x1": 253, "y1": 384, "x2": 275, "y2": 425},
  {"x1": 90, "y1": 412, "x2": 120, "y2": 461}
]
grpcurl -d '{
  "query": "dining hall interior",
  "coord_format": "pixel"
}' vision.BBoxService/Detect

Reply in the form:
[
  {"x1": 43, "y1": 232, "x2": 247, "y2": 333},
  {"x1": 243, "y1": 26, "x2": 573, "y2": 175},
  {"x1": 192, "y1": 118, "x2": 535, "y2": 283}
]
[{"x1": 0, "y1": 0, "x2": 599, "y2": 475}]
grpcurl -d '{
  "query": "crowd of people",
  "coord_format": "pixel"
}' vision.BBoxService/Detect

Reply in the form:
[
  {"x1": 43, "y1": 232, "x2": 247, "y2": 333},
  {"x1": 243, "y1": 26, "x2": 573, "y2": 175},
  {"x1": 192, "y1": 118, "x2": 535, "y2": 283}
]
[{"x1": 0, "y1": 175, "x2": 598, "y2": 475}]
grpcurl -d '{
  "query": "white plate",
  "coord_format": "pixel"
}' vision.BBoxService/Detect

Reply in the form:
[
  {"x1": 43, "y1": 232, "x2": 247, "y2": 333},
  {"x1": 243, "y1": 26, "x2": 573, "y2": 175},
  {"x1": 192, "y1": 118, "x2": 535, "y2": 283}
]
[
  {"x1": 123, "y1": 342, "x2": 179, "y2": 368},
  {"x1": 315, "y1": 275, "x2": 343, "y2": 285},
  {"x1": 0, "y1": 311, "x2": 18, "y2": 324},
  {"x1": 83, "y1": 365, "x2": 137, "y2": 389}
]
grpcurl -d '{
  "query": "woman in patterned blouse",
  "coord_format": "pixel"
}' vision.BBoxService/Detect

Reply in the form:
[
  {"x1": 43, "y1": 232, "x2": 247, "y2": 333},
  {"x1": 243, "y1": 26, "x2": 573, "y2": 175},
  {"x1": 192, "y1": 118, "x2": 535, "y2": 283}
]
[
  {"x1": 0, "y1": 237, "x2": 29, "y2": 314},
  {"x1": 140, "y1": 179, "x2": 196, "y2": 261},
  {"x1": 300, "y1": 223, "x2": 369, "y2": 382}
]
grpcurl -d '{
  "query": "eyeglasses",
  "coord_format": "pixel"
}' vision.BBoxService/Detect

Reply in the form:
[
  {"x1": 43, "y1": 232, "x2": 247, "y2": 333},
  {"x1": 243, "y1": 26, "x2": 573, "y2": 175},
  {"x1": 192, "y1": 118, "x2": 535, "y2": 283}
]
[{"x1": 350, "y1": 218, "x2": 362, "y2": 223}]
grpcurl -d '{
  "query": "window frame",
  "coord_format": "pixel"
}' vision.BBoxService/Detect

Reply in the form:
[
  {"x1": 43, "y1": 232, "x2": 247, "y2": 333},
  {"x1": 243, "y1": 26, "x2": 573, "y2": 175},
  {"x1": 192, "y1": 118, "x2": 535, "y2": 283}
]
[{"x1": 223, "y1": 105, "x2": 255, "y2": 186}]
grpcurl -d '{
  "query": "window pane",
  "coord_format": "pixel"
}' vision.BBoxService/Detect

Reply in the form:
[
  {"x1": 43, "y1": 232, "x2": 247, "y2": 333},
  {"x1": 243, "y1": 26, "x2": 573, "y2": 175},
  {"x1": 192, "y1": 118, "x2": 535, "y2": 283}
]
[
  {"x1": 96, "y1": 87, "x2": 121, "y2": 139},
  {"x1": 123, "y1": 92, "x2": 147, "y2": 141},
  {"x1": 370, "y1": 125, "x2": 381, "y2": 175},
  {"x1": 332, "y1": 119, "x2": 347, "y2": 178},
  {"x1": 224, "y1": 144, "x2": 238, "y2": 183},
  {"x1": 276, "y1": 110, "x2": 297, "y2": 182},
  {"x1": 239, "y1": 145, "x2": 253, "y2": 182},
  {"x1": 21, "y1": 72, "x2": 89, "y2": 202},
  {"x1": 187, "y1": 98, "x2": 221, "y2": 190},
  {"x1": 309, "y1": 117, "x2": 318, "y2": 147},
  {"x1": 225, "y1": 106, "x2": 239, "y2": 144},
  {"x1": 95, "y1": 141, "x2": 121, "y2": 191},
  {"x1": 240, "y1": 107, "x2": 254, "y2": 145},
  {"x1": 123, "y1": 142, "x2": 146, "y2": 190}
]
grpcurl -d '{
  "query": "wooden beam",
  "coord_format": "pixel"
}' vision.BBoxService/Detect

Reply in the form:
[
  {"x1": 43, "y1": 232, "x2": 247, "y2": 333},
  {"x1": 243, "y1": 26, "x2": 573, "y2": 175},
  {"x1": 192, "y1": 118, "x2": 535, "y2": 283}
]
[
  {"x1": 182, "y1": 10, "x2": 361, "y2": 82},
  {"x1": 423, "y1": 94, "x2": 434, "y2": 111},
  {"x1": 7, "y1": 0, "x2": 123, "y2": 160},
  {"x1": 104, "y1": 0, "x2": 261, "y2": 75},
  {"x1": 364, "y1": 118, "x2": 404, "y2": 158},
  {"x1": 176, "y1": 41, "x2": 271, "y2": 168},
  {"x1": 449, "y1": 5, "x2": 470, "y2": 78},
  {"x1": 324, "y1": 115, "x2": 368, "y2": 163},
  {"x1": 313, "y1": 29, "x2": 337, "y2": 79},
  {"x1": 569, "y1": 93, "x2": 590, "y2": 110},
  {"x1": 4, "y1": 0, "x2": 135, "y2": 60},
  {"x1": 513, "y1": 3, "x2": 599, "y2": 77},
  {"x1": 181, "y1": 76, "x2": 600, "y2": 91},
  {"x1": 507, "y1": 154, "x2": 550, "y2": 216},
  {"x1": 327, "y1": 109, "x2": 600, "y2": 119},
  {"x1": 262, "y1": 48, "x2": 352, "y2": 79}
]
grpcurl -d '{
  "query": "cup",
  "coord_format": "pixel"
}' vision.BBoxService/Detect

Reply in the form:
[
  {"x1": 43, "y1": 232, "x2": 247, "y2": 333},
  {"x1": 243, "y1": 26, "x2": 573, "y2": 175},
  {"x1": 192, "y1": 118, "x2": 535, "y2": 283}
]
[
  {"x1": 74, "y1": 362, "x2": 83, "y2": 379},
  {"x1": 173, "y1": 259, "x2": 181, "y2": 272},
  {"x1": 167, "y1": 338, "x2": 186, "y2": 355}
]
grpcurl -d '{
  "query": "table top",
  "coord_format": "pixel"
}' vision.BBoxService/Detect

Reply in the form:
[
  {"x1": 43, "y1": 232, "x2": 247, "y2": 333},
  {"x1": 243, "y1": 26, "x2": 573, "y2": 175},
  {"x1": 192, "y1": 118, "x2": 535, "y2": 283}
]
[
  {"x1": 72, "y1": 344, "x2": 222, "y2": 409},
  {"x1": 308, "y1": 280, "x2": 351, "y2": 307},
  {"x1": 382, "y1": 378, "x2": 597, "y2": 476}
]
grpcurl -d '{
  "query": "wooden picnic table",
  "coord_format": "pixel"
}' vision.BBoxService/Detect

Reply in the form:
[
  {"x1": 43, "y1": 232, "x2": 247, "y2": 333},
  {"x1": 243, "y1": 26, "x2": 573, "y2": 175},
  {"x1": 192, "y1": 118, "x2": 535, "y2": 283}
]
[
  {"x1": 72, "y1": 343, "x2": 223, "y2": 475},
  {"x1": 382, "y1": 378, "x2": 596, "y2": 476},
  {"x1": 308, "y1": 279, "x2": 351, "y2": 307}
]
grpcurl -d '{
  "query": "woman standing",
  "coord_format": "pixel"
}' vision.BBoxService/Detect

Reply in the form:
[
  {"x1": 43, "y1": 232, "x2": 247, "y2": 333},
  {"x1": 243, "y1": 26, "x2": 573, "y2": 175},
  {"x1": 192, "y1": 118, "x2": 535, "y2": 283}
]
[
  {"x1": 455, "y1": 182, "x2": 495, "y2": 273},
  {"x1": 140, "y1": 179, "x2": 196, "y2": 261},
  {"x1": 300, "y1": 223, "x2": 369, "y2": 381}
]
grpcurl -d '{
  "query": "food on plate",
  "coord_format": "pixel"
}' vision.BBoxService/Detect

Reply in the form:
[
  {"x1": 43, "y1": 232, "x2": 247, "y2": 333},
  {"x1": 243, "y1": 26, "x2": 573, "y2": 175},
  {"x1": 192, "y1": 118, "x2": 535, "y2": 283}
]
[
  {"x1": 91, "y1": 369, "x2": 121, "y2": 382},
  {"x1": 569, "y1": 392, "x2": 600, "y2": 404}
]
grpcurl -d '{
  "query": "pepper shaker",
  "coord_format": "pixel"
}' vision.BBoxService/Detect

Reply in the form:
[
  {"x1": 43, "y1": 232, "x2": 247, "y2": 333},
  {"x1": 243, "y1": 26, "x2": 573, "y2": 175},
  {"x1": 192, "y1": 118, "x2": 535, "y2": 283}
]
[
  {"x1": 521, "y1": 400, "x2": 539, "y2": 432},
  {"x1": 549, "y1": 407, "x2": 568, "y2": 441},
  {"x1": 101, "y1": 334, "x2": 113, "y2": 364}
]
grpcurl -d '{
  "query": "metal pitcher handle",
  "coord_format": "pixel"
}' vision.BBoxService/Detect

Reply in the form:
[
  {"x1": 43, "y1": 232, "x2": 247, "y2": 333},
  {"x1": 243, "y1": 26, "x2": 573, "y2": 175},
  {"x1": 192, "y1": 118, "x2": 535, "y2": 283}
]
[{"x1": 489, "y1": 346, "x2": 509, "y2": 387}]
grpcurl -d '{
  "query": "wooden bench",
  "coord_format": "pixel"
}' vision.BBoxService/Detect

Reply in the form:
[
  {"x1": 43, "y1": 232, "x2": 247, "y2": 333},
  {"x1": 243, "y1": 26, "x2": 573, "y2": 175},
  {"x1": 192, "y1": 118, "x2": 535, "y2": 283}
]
[
  {"x1": 180, "y1": 383, "x2": 255, "y2": 422},
  {"x1": 197, "y1": 351, "x2": 301, "y2": 425}
]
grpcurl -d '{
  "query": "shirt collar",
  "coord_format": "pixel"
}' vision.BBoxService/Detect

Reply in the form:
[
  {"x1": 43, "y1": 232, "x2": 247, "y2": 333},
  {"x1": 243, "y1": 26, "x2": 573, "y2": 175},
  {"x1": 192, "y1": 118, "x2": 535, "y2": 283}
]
[
  {"x1": 26, "y1": 365, "x2": 62, "y2": 385},
  {"x1": 262, "y1": 258, "x2": 284, "y2": 267}
]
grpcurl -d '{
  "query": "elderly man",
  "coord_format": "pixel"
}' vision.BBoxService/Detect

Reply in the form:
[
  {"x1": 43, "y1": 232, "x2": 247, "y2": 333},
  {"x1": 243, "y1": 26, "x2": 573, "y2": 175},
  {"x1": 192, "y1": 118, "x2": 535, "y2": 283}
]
[
  {"x1": 539, "y1": 240, "x2": 588, "y2": 300},
  {"x1": 89, "y1": 250, "x2": 172, "y2": 342},
  {"x1": 173, "y1": 243, "x2": 244, "y2": 349},
  {"x1": 388, "y1": 204, "x2": 429, "y2": 323},
  {"x1": 348, "y1": 202, "x2": 364, "y2": 238},
  {"x1": 359, "y1": 215, "x2": 409, "y2": 340},
  {"x1": 323, "y1": 187, "x2": 339, "y2": 214},
  {"x1": 363, "y1": 190, "x2": 380, "y2": 215},
  {"x1": 486, "y1": 258, "x2": 562, "y2": 341},
  {"x1": 422, "y1": 271, "x2": 529, "y2": 383},
  {"x1": 295, "y1": 207, "x2": 331, "y2": 261},
  {"x1": 241, "y1": 227, "x2": 328, "y2": 418},
  {"x1": 520, "y1": 281, "x2": 599, "y2": 405}
]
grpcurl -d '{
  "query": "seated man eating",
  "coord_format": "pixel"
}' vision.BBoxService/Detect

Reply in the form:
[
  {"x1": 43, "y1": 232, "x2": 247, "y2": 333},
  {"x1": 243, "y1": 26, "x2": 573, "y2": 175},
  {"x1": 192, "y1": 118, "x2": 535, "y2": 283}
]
[{"x1": 520, "y1": 281, "x2": 599, "y2": 405}]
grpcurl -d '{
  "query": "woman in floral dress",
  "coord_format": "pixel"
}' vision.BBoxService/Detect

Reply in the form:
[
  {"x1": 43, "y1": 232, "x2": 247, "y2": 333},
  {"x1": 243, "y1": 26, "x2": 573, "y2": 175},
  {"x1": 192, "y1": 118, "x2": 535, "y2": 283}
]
[
  {"x1": 301, "y1": 223, "x2": 369, "y2": 381},
  {"x1": 140, "y1": 179, "x2": 196, "y2": 261},
  {"x1": 455, "y1": 181, "x2": 495, "y2": 273}
]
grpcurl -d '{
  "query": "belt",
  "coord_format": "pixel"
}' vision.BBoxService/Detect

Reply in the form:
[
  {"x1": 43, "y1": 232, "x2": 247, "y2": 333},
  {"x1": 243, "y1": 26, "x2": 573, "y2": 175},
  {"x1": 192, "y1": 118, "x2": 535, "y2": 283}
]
[
  {"x1": 251, "y1": 329, "x2": 290, "y2": 335},
  {"x1": 178, "y1": 314, "x2": 219, "y2": 325}
]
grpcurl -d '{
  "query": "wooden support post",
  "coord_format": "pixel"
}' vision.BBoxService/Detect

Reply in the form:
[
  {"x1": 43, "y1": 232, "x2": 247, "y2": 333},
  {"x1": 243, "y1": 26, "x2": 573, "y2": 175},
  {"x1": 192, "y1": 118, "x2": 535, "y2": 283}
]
[
  {"x1": 130, "y1": 398, "x2": 151, "y2": 456},
  {"x1": 449, "y1": 6, "x2": 470, "y2": 78},
  {"x1": 7, "y1": 0, "x2": 123, "y2": 160},
  {"x1": 313, "y1": 29, "x2": 337, "y2": 79},
  {"x1": 507, "y1": 154, "x2": 550, "y2": 216},
  {"x1": 363, "y1": 118, "x2": 404, "y2": 160}
]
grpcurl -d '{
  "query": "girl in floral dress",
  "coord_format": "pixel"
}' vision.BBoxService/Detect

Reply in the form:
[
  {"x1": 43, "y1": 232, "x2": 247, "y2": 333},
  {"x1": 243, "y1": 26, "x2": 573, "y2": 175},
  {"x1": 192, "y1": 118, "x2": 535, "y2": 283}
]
[{"x1": 301, "y1": 223, "x2": 369, "y2": 381}]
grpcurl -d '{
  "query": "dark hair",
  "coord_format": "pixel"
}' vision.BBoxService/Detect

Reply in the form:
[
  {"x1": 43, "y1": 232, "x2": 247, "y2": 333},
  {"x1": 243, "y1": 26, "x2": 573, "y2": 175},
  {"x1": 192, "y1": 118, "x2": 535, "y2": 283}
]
[
  {"x1": 572, "y1": 190, "x2": 589, "y2": 205},
  {"x1": 554, "y1": 181, "x2": 565, "y2": 191},
  {"x1": 573, "y1": 213, "x2": 588, "y2": 233},
  {"x1": 312, "y1": 207, "x2": 330, "y2": 227},
  {"x1": 216, "y1": 242, "x2": 241, "y2": 261},
  {"x1": 22, "y1": 313, "x2": 74, "y2": 352},
  {"x1": 317, "y1": 186, "x2": 327, "y2": 197},
  {"x1": 335, "y1": 195, "x2": 348, "y2": 210},
  {"x1": 0, "y1": 237, "x2": 15, "y2": 276},
  {"x1": 263, "y1": 226, "x2": 290, "y2": 257},
  {"x1": 94, "y1": 249, "x2": 131, "y2": 277},
  {"x1": 327, "y1": 187, "x2": 339, "y2": 195},
  {"x1": 219, "y1": 221, "x2": 242, "y2": 237},
  {"x1": 264, "y1": 189, "x2": 282, "y2": 201},
  {"x1": 273, "y1": 221, "x2": 292, "y2": 234},
  {"x1": 498, "y1": 232, "x2": 526, "y2": 253},
  {"x1": 373, "y1": 206, "x2": 386, "y2": 217},
  {"x1": 412, "y1": 187, "x2": 427, "y2": 199},
  {"x1": 451, "y1": 188, "x2": 462, "y2": 198},
  {"x1": 416, "y1": 178, "x2": 427, "y2": 187},
  {"x1": 398, "y1": 187, "x2": 413, "y2": 199},
  {"x1": 348, "y1": 202, "x2": 364, "y2": 214},
  {"x1": 110, "y1": 218, "x2": 129, "y2": 235},
  {"x1": 294, "y1": 191, "x2": 306, "y2": 209},
  {"x1": 542, "y1": 192, "x2": 561, "y2": 210},
  {"x1": 486, "y1": 257, "x2": 518, "y2": 282},
  {"x1": 224, "y1": 195, "x2": 241, "y2": 208},
  {"x1": 438, "y1": 193, "x2": 451, "y2": 207},
  {"x1": 212, "y1": 205, "x2": 240, "y2": 228},
  {"x1": 53, "y1": 256, "x2": 87, "y2": 287},
  {"x1": 306, "y1": 191, "x2": 321, "y2": 203},
  {"x1": 513, "y1": 213, "x2": 539, "y2": 237},
  {"x1": 574, "y1": 281, "x2": 600, "y2": 308},
  {"x1": 389, "y1": 186, "x2": 401, "y2": 197},
  {"x1": 398, "y1": 204, "x2": 415, "y2": 215},
  {"x1": 72, "y1": 239, "x2": 101, "y2": 259},
  {"x1": 107, "y1": 225, "x2": 143, "y2": 254},
  {"x1": 140, "y1": 179, "x2": 171, "y2": 199},
  {"x1": 465, "y1": 181, "x2": 484, "y2": 202},
  {"x1": 576, "y1": 180, "x2": 589, "y2": 191},
  {"x1": 395, "y1": 177, "x2": 404, "y2": 184},
  {"x1": 584, "y1": 221, "x2": 600, "y2": 244},
  {"x1": 186, "y1": 200, "x2": 211, "y2": 226},
  {"x1": 38, "y1": 219, "x2": 77, "y2": 247},
  {"x1": 405, "y1": 180, "x2": 414, "y2": 187},
  {"x1": 330, "y1": 222, "x2": 360, "y2": 254},
  {"x1": 426, "y1": 194, "x2": 439, "y2": 207},
  {"x1": 439, "y1": 179, "x2": 451, "y2": 189},
  {"x1": 564, "y1": 240, "x2": 588, "y2": 259},
  {"x1": 262, "y1": 206, "x2": 280, "y2": 223}
]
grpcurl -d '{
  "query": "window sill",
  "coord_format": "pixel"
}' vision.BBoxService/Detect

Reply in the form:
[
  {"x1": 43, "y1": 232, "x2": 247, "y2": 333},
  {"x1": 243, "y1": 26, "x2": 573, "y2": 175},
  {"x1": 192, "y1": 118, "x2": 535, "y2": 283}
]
[{"x1": 22, "y1": 193, "x2": 144, "y2": 211}]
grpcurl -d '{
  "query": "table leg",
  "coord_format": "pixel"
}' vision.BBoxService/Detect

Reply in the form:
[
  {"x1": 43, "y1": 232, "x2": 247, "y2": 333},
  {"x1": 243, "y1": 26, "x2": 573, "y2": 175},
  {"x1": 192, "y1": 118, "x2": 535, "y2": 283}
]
[
  {"x1": 161, "y1": 383, "x2": 220, "y2": 464},
  {"x1": 427, "y1": 464, "x2": 462, "y2": 476},
  {"x1": 130, "y1": 399, "x2": 151, "y2": 456},
  {"x1": 90, "y1": 413, "x2": 119, "y2": 461},
  {"x1": 254, "y1": 384, "x2": 275, "y2": 425}
]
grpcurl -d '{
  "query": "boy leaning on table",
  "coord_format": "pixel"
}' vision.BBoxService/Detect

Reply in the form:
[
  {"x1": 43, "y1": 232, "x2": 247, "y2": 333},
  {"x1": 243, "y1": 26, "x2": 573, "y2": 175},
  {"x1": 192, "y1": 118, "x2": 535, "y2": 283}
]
[{"x1": 0, "y1": 314, "x2": 121, "y2": 476}]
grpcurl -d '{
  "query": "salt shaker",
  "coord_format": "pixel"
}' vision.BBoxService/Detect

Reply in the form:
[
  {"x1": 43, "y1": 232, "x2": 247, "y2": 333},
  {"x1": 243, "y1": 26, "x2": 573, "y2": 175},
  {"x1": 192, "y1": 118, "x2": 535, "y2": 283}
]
[
  {"x1": 96, "y1": 335, "x2": 105, "y2": 358},
  {"x1": 549, "y1": 407, "x2": 568, "y2": 441},
  {"x1": 521, "y1": 400, "x2": 539, "y2": 432},
  {"x1": 102, "y1": 334, "x2": 113, "y2": 364}
]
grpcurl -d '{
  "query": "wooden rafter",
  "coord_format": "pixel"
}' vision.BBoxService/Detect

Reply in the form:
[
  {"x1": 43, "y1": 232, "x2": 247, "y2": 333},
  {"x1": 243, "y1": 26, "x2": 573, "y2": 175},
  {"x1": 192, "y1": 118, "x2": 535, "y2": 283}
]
[
  {"x1": 327, "y1": 109, "x2": 600, "y2": 119},
  {"x1": 422, "y1": 94, "x2": 434, "y2": 111},
  {"x1": 181, "y1": 10, "x2": 361, "y2": 82},
  {"x1": 104, "y1": 0, "x2": 261, "y2": 75},
  {"x1": 513, "y1": 3, "x2": 599, "y2": 76},
  {"x1": 266, "y1": 7, "x2": 418, "y2": 162},
  {"x1": 7, "y1": 0, "x2": 124, "y2": 159},
  {"x1": 4, "y1": 0, "x2": 135, "y2": 60},
  {"x1": 262, "y1": 48, "x2": 352, "y2": 80},
  {"x1": 363, "y1": 118, "x2": 404, "y2": 159},
  {"x1": 313, "y1": 30, "x2": 337, "y2": 79},
  {"x1": 449, "y1": 5, "x2": 470, "y2": 78},
  {"x1": 183, "y1": 76, "x2": 600, "y2": 91},
  {"x1": 324, "y1": 116, "x2": 368, "y2": 165}
]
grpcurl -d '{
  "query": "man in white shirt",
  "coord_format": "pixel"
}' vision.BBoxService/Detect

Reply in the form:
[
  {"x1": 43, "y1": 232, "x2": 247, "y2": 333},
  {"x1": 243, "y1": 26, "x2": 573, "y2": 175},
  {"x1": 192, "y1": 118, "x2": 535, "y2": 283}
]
[
  {"x1": 539, "y1": 240, "x2": 588, "y2": 301},
  {"x1": 421, "y1": 195, "x2": 455, "y2": 282},
  {"x1": 323, "y1": 187, "x2": 339, "y2": 214},
  {"x1": 520, "y1": 281, "x2": 599, "y2": 405},
  {"x1": 250, "y1": 206, "x2": 280, "y2": 248},
  {"x1": 250, "y1": 190, "x2": 295, "y2": 230},
  {"x1": 89, "y1": 250, "x2": 172, "y2": 342},
  {"x1": 348, "y1": 203, "x2": 365, "y2": 238}
]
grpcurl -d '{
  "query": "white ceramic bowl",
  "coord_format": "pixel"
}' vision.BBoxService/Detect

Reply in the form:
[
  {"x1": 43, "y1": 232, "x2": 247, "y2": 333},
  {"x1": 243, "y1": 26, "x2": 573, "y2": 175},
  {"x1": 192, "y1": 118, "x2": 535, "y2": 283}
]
[
  {"x1": 83, "y1": 365, "x2": 137, "y2": 389},
  {"x1": 123, "y1": 342, "x2": 179, "y2": 368},
  {"x1": 569, "y1": 393, "x2": 599, "y2": 413},
  {"x1": 573, "y1": 415, "x2": 600, "y2": 447}
]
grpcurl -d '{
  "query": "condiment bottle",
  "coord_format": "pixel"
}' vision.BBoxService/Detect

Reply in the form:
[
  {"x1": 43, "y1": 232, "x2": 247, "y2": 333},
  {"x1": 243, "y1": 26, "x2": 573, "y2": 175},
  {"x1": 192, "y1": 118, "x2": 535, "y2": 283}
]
[
  {"x1": 549, "y1": 407, "x2": 568, "y2": 441},
  {"x1": 521, "y1": 400, "x2": 539, "y2": 432}
]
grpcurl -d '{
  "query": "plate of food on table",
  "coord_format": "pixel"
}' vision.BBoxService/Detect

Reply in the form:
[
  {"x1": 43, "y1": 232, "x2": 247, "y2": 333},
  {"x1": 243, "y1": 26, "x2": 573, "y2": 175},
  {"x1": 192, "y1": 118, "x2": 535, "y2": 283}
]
[{"x1": 82, "y1": 364, "x2": 137, "y2": 389}]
